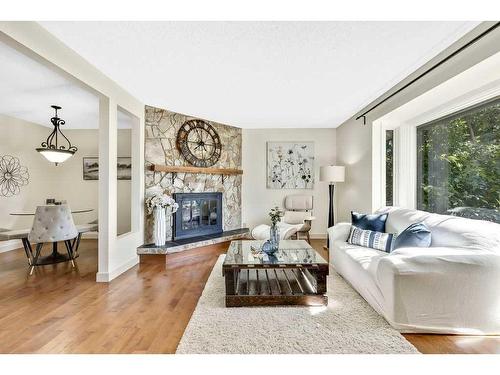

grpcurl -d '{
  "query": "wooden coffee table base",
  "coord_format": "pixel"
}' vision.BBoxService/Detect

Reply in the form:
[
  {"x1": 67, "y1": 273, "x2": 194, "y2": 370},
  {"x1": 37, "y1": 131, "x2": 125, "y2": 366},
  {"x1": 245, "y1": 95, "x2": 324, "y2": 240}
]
[
  {"x1": 226, "y1": 294, "x2": 327, "y2": 307},
  {"x1": 223, "y1": 266, "x2": 328, "y2": 307}
]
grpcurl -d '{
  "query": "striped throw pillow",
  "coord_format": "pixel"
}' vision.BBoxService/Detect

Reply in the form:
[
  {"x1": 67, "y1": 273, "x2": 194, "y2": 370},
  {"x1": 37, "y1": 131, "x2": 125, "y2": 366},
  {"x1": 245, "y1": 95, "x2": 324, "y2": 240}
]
[{"x1": 347, "y1": 226, "x2": 394, "y2": 253}]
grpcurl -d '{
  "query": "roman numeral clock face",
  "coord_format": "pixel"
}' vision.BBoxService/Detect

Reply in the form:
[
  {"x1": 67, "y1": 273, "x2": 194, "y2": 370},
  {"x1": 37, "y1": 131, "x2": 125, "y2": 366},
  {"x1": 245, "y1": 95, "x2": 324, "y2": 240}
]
[{"x1": 176, "y1": 119, "x2": 222, "y2": 167}]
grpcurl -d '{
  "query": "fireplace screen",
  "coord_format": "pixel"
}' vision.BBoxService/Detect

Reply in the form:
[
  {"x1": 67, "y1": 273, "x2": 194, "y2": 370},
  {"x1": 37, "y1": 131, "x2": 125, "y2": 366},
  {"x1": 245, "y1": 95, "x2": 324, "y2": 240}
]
[{"x1": 174, "y1": 192, "x2": 223, "y2": 240}]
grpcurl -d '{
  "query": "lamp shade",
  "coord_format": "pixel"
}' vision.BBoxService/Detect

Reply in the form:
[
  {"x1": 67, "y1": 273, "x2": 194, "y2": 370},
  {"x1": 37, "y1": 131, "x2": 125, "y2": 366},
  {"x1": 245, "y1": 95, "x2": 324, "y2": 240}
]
[
  {"x1": 319, "y1": 165, "x2": 345, "y2": 183},
  {"x1": 37, "y1": 149, "x2": 74, "y2": 164}
]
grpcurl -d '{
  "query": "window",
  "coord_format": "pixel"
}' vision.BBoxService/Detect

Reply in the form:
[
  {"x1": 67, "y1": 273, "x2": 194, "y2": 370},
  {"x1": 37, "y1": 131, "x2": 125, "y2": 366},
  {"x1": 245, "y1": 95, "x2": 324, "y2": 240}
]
[
  {"x1": 385, "y1": 130, "x2": 394, "y2": 206},
  {"x1": 416, "y1": 98, "x2": 500, "y2": 223}
]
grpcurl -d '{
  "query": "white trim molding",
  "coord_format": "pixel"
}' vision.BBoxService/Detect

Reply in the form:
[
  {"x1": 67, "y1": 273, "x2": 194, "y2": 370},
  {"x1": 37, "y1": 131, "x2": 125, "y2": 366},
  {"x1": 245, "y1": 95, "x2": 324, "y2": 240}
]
[
  {"x1": 0, "y1": 239, "x2": 22, "y2": 253},
  {"x1": 372, "y1": 51, "x2": 500, "y2": 213},
  {"x1": 96, "y1": 255, "x2": 138, "y2": 282}
]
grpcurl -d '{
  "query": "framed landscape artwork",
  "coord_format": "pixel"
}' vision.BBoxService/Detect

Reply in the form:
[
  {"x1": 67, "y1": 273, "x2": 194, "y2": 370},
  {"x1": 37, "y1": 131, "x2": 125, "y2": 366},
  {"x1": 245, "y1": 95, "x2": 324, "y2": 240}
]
[
  {"x1": 266, "y1": 142, "x2": 314, "y2": 189},
  {"x1": 83, "y1": 157, "x2": 132, "y2": 180}
]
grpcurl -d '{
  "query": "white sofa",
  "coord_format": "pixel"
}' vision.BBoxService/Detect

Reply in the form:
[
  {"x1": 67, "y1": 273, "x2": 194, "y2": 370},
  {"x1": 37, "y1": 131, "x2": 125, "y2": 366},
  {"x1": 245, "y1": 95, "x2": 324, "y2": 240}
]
[{"x1": 328, "y1": 206, "x2": 500, "y2": 334}]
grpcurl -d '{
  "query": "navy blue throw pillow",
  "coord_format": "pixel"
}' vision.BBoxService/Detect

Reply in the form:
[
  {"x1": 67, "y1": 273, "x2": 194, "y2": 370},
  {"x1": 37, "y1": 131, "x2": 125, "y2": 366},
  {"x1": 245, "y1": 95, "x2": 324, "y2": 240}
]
[
  {"x1": 351, "y1": 211, "x2": 388, "y2": 232},
  {"x1": 392, "y1": 222, "x2": 432, "y2": 251}
]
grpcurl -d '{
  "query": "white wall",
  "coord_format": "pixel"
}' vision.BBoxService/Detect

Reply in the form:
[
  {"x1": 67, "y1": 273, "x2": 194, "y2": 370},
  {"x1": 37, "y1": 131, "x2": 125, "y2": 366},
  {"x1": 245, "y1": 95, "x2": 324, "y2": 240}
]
[
  {"x1": 335, "y1": 118, "x2": 372, "y2": 223},
  {"x1": 335, "y1": 23, "x2": 500, "y2": 223},
  {"x1": 0, "y1": 115, "x2": 132, "y2": 249},
  {"x1": 242, "y1": 128, "x2": 336, "y2": 237}
]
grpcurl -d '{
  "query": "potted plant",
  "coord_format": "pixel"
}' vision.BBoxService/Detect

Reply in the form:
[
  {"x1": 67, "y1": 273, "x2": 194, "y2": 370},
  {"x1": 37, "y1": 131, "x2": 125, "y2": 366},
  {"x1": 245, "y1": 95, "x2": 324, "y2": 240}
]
[{"x1": 145, "y1": 187, "x2": 179, "y2": 246}]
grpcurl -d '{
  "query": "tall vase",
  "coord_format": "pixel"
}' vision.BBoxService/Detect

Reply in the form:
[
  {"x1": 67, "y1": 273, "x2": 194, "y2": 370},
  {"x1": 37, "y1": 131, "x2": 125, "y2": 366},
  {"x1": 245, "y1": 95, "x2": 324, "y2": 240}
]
[
  {"x1": 153, "y1": 207, "x2": 166, "y2": 246},
  {"x1": 165, "y1": 206, "x2": 172, "y2": 241},
  {"x1": 269, "y1": 224, "x2": 280, "y2": 251}
]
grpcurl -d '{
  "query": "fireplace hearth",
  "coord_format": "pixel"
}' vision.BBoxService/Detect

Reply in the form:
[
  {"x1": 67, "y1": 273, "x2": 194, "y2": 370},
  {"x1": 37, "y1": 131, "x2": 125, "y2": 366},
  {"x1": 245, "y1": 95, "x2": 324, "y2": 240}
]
[{"x1": 173, "y1": 192, "x2": 223, "y2": 240}]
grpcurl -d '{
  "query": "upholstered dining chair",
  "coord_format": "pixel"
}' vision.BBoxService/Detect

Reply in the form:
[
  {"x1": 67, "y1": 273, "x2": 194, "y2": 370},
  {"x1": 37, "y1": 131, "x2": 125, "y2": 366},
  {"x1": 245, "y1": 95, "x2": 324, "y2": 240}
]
[
  {"x1": 282, "y1": 194, "x2": 315, "y2": 244},
  {"x1": 28, "y1": 205, "x2": 79, "y2": 275}
]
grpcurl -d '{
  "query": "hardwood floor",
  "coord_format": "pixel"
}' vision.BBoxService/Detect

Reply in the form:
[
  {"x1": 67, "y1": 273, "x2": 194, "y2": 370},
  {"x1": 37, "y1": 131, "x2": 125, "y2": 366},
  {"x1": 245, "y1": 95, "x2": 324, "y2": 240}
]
[{"x1": 0, "y1": 239, "x2": 498, "y2": 354}]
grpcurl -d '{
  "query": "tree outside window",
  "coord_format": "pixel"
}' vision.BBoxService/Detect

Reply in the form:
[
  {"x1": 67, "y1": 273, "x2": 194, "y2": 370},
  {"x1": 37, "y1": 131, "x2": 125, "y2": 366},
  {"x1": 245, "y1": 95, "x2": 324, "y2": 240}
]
[{"x1": 416, "y1": 98, "x2": 500, "y2": 223}]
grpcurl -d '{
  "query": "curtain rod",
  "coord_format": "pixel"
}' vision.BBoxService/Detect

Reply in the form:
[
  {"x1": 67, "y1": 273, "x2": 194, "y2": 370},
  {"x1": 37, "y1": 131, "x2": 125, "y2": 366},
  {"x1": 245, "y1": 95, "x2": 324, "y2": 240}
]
[{"x1": 355, "y1": 22, "x2": 500, "y2": 125}]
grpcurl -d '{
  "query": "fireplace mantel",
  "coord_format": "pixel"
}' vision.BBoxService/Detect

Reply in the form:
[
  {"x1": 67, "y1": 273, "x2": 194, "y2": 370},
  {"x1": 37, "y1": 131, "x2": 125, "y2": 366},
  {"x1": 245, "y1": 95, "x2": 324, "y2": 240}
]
[
  {"x1": 150, "y1": 164, "x2": 242, "y2": 175},
  {"x1": 150, "y1": 164, "x2": 243, "y2": 183}
]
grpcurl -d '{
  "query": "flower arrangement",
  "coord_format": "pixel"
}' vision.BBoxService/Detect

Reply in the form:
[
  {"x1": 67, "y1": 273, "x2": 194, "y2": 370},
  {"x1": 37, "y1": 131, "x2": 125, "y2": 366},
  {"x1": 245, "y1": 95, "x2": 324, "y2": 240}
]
[
  {"x1": 145, "y1": 187, "x2": 179, "y2": 214},
  {"x1": 269, "y1": 206, "x2": 284, "y2": 227}
]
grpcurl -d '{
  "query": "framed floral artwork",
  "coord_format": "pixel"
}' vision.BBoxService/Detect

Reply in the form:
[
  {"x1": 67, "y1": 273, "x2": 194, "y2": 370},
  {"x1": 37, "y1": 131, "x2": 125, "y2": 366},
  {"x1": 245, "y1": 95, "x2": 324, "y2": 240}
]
[{"x1": 266, "y1": 142, "x2": 314, "y2": 189}]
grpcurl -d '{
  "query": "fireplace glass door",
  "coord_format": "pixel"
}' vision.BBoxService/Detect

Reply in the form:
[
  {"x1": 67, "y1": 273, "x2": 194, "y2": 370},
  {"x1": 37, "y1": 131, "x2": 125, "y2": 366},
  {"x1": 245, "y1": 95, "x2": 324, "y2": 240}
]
[{"x1": 174, "y1": 192, "x2": 223, "y2": 240}]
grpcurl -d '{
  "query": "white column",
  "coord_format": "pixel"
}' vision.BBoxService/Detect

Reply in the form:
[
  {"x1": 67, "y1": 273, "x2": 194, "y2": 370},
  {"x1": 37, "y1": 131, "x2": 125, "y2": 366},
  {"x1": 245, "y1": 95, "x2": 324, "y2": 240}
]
[
  {"x1": 371, "y1": 120, "x2": 385, "y2": 211},
  {"x1": 130, "y1": 112, "x2": 143, "y2": 234},
  {"x1": 395, "y1": 124, "x2": 417, "y2": 209},
  {"x1": 97, "y1": 96, "x2": 118, "y2": 282}
]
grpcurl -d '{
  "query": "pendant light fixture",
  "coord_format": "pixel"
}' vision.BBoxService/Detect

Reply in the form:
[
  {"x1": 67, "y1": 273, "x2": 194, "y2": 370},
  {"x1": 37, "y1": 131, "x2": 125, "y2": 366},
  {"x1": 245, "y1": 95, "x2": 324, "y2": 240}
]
[{"x1": 36, "y1": 105, "x2": 77, "y2": 165}]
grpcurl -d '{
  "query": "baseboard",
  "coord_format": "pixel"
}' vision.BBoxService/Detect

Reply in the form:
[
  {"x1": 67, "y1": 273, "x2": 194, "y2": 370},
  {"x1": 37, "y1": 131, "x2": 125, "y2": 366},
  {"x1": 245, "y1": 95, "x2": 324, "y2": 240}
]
[
  {"x1": 96, "y1": 255, "x2": 139, "y2": 283},
  {"x1": 310, "y1": 233, "x2": 327, "y2": 239},
  {"x1": 82, "y1": 232, "x2": 98, "y2": 239},
  {"x1": 0, "y1": 233, "x2": 97, "y2": 254},
  {"x1": 0, "y1": 239, "x2": 22, "y2": 253}
]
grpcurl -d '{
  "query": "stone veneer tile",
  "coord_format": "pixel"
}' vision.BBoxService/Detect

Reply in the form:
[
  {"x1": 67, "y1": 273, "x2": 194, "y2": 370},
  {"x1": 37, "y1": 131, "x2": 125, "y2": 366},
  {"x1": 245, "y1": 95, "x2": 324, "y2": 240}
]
[{"x1": 144, "y1": 105, "x2": 242, "y2": 243}]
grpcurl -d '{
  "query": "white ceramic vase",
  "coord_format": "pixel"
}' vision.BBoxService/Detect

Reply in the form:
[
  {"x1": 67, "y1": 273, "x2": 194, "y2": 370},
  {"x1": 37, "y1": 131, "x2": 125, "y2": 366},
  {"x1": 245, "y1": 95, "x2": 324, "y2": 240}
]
[{"x1": 153, "y1": 207, "x2": 167, "y2": 246}]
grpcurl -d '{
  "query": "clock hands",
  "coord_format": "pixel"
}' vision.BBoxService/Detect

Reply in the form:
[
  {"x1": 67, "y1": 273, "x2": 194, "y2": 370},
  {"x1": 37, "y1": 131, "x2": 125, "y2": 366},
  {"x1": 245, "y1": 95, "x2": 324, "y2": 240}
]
[{"x1": 178, "y1": 120, "x2": 221, "y2": 167}]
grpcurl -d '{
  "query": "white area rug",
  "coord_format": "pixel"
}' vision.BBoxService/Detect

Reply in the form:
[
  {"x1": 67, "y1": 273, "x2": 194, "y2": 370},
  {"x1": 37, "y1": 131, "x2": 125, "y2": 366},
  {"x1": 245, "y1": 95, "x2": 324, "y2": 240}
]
[{"x1": 176, "y1": 255, "x2": 419, "y2": 354}]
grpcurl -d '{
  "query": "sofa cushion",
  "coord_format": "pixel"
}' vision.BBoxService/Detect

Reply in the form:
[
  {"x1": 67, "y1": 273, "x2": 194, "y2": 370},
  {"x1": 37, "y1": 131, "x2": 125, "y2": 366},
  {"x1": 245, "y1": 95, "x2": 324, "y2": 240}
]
[
  {"x1": 351, "y1": 211, "x2": 388, "y2": 232},
  {"x1": 377, "y1": 206, "x2": 500, "y2": 252},
  {"x1": 333, "y1": 240, "x2": 387, "y2": 272},
  {"x1": 332, "y1": 241, "x2": 387, "y2": 300},
  {"x1": 392, "y1": 222, "x2": 431, "y2": 250},
  {"x1": 376, "y1": 206, "x2": 430, "y2": 235}
]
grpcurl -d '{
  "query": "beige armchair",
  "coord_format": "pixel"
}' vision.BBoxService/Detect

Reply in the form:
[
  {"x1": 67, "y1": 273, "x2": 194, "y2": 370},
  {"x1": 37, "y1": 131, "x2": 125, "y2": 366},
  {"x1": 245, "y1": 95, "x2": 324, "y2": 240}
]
[{"x1": 282, "y1": 195, "x2": 314, "y2": 243}]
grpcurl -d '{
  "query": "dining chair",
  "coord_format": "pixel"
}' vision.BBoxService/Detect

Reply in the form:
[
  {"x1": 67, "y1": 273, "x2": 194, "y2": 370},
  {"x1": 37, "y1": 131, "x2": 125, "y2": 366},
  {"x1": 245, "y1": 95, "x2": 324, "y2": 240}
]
[{"x1": 28, "y1": 205, "x2": 79, "y2": 275}]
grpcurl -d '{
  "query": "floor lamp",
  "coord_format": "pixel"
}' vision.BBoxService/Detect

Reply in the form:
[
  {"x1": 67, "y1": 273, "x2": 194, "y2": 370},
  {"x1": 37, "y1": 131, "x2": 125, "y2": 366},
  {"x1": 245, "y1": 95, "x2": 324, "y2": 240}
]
[{"x1": 320, "y1": 165, "x2": 345, "y2": 249}]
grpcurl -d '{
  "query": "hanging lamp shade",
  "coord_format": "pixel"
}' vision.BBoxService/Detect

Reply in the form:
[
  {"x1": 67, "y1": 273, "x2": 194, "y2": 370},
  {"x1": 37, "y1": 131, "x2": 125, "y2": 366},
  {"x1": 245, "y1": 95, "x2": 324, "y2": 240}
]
[{"x1": 36, "y1": 106, "x2": 77, "y2": 165}]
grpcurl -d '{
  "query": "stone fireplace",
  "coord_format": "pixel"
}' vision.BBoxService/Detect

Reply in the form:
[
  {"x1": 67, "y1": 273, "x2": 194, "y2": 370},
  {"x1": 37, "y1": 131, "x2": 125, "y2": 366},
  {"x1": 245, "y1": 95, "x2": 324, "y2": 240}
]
[
  {"x1": 144, "y1": 105, "x2": 242, "y2": 244},
  {"x1": 173, "y1": 192, "x2": 223, "y2": 240}
]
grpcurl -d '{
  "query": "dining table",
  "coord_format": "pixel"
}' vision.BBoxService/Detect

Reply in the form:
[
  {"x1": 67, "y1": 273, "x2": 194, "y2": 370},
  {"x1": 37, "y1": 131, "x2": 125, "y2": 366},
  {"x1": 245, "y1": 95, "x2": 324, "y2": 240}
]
[
  {"x1": 9, "y1": 208, "x2": 94, "y2": 216},
  {"x1": 9, "y1": 208, "x2": 94, "y2": 265}
]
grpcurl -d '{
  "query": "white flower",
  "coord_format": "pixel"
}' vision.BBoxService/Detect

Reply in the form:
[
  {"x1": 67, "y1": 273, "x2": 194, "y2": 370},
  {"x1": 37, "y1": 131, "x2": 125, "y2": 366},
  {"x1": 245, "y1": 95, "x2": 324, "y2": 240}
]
[
  {"x1": 145, "y1": 185, "x2": 163, "y2": 198},
  {"x1": 145, "y1": 190, "x2": 178, "y2": 214}
]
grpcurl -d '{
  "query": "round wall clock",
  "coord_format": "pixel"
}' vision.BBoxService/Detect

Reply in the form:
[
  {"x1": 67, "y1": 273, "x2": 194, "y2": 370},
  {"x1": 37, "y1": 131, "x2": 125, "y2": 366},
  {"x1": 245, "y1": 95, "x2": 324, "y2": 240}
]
[{"x1": 176, "y1": 119, "x2": 222, "y2": 167}]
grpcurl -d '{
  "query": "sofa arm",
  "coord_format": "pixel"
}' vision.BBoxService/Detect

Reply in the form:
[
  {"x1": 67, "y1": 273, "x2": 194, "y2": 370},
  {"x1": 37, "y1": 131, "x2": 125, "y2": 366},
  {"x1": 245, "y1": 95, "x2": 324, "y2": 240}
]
[
  {"x1": 327, "y1": 223, "x2": 351, "y2": 247},
  {"x1": 376, "y1": 248, "x2": 500, "y2": 333}
]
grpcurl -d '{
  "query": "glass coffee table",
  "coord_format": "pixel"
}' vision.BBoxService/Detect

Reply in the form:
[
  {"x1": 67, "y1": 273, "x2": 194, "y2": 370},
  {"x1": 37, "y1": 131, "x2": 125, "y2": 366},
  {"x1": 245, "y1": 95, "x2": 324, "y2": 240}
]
[{"x1": 223, "y1": 240, "x2": 329, "y2": 307}]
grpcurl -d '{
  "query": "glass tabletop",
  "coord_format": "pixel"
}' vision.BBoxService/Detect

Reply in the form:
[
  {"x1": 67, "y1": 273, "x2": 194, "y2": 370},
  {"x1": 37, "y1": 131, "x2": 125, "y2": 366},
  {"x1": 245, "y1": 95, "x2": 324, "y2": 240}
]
[
  {"x1": 223, "y1": 240, "x2": 328, "y2": 267},
  {"x1": 10, "y1": 208, "x2": 94, "y2": 216}
]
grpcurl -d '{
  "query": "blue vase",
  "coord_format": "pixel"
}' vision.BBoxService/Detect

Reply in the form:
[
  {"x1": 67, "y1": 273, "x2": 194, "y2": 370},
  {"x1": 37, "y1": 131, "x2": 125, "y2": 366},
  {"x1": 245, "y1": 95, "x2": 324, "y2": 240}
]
[
  {"x1": 269, "y1": 225, "x2": 280, "y2": 252},
  {"x1": 261, "y1": 240, "x2": 274, "y2": 255}
]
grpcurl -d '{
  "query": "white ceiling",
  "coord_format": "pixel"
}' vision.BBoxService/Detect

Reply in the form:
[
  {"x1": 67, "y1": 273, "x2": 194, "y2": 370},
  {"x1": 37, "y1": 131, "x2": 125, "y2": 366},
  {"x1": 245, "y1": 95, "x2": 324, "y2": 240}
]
[
  {"x1": 38, "y1": 21, "x2": 480, "y2": 128},
  {"x1": 0, "y1": 40, "x2": 134, "y2": 129},
  {"x1": 1, "y1": 22, "x2": 480, "y2": 129}
]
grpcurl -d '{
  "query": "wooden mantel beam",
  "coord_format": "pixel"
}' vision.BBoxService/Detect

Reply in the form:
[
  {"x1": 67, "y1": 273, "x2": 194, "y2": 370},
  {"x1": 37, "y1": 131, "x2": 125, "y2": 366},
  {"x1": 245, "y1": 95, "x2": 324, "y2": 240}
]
[{"x1": 150, "y1": 164, "x2": 243, "y2": 176}]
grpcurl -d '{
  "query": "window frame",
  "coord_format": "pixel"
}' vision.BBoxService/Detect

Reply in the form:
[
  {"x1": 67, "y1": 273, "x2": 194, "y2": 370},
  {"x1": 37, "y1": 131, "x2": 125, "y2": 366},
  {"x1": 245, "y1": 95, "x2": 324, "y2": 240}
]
[{"x1": 371, "y1": 52, "x2": 500, "y2": 214}]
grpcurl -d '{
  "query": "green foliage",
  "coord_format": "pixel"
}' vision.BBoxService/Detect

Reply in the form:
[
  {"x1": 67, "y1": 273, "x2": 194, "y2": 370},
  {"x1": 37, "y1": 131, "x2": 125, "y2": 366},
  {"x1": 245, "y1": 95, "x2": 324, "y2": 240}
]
[
  {"x1": 417, "y1": 100, "x2": 500, "y2": 222},
  {"x1": 269, "y1": 206, "x2": 283, "y2": 227}
]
